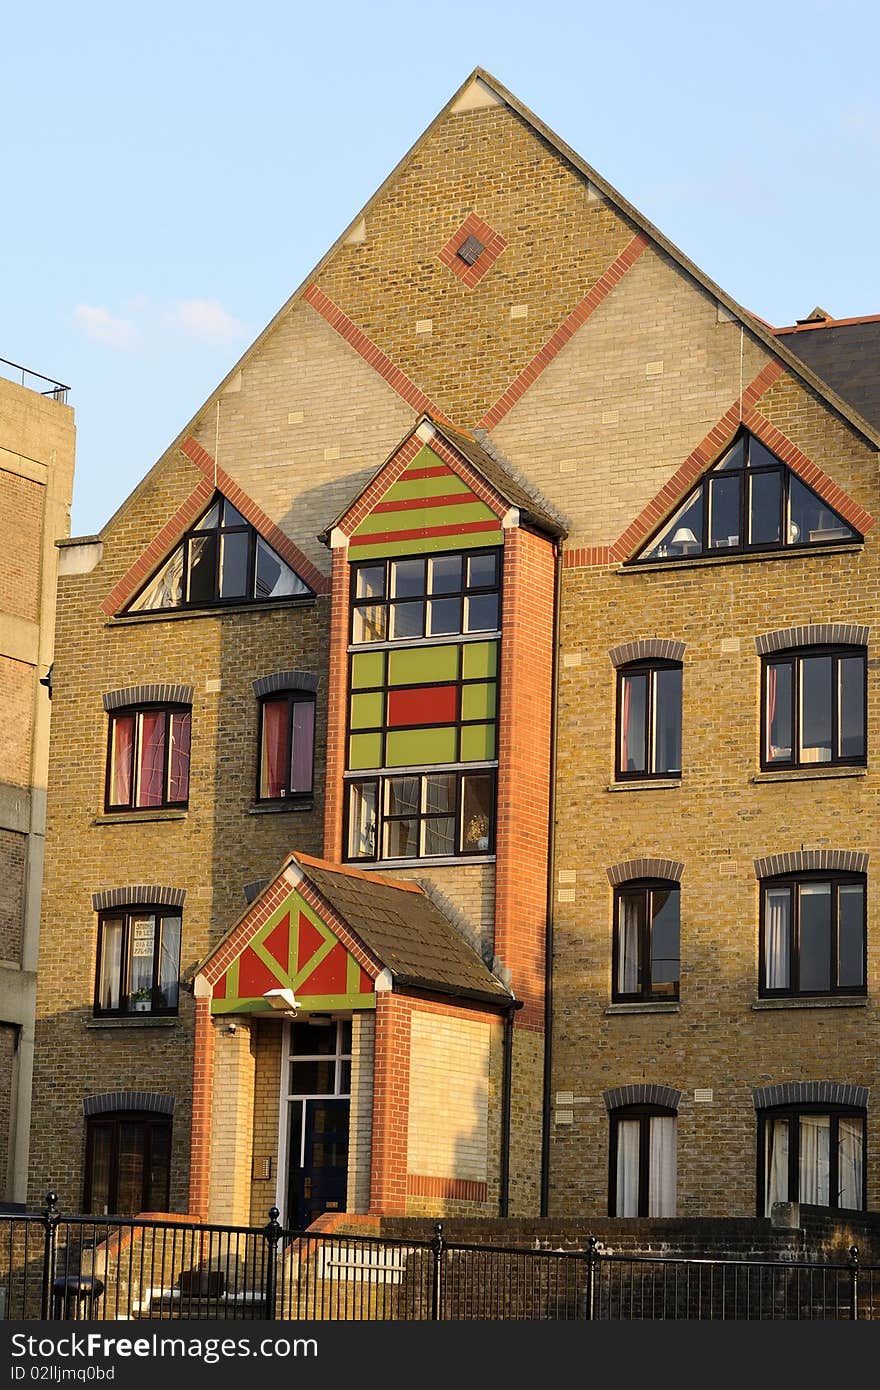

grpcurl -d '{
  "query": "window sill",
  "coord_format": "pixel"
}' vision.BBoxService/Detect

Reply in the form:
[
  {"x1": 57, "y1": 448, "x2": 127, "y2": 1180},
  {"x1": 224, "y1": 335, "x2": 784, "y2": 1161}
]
[
  {"x1": 344, "y1": 855, "x2": 496, "y2": 871},
  {"x1": 108, "y1": 596, "x2": 318, "y2": 626},
  {"x1": 752, "y1": 996, "x2": 867, "y2": 1011},
  {"x1": 85, "y1": 1016, "x2": 180, "y2": 1029},
  {"x1": 619, "y1": 544, "x2": 862, "y2": 575},
  {"x1": 604, "y1": 1001, "x2": 680, "y2": 1015},
  {"x1": 751, "y1": 766, "x2": 867, "y2": 784},
  {"x1": 606, "y1": 778, "x2": 681, "y2": 792},
  {"x1": 348, "y1": 630, "x2": 500, "y2": 653},
  {"x1": 249, "y1": 800, "x2": 314, "y2": 815},
  {"x1": 93, "y1": 809, "x2": 188, "y2": 826}
]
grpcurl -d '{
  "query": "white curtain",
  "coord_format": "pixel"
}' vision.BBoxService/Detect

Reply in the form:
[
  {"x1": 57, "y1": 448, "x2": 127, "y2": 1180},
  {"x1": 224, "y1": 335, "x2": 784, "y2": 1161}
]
[
  {"x1": 648, "y1": 1117, "x2": 676, "y2": 1216},
  {"x1": 799, "y1": 1115, "x2": 830, "y2": 1205},
  {"x1": 617, "y1": 898, "x2": 640, "y2": 995},
  {"x1": 615, "y1": 1120, "x2": 640, "y2": 1217},
  {"x1": 838, "y1": 1118, "x2": 863, "y2": 1210},
  {"x1": 765, "y1": 888, "x2": 790, "y2": 990},
  {"x1": 765, "y1": 1118, "x2": 789, "y2": 1214}
]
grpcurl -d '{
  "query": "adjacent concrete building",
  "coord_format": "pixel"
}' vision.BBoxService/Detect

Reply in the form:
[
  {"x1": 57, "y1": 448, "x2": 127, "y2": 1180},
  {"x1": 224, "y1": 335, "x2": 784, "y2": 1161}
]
[{"x1": 28, "y1": 70, "x2": 880, "y2": 1228}]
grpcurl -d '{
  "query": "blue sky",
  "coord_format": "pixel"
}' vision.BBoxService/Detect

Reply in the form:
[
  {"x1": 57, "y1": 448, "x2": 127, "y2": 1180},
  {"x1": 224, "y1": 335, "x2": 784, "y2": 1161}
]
[{"x1": 2, "y1": 0, "x2": 878, "y2": 536}]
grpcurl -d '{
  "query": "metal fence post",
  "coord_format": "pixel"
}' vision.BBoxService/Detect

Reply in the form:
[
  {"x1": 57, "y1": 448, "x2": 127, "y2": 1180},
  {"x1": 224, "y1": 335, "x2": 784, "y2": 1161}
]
[
  {"x1": 849, "y1": 1246, "x2": 860, "y2": 1321},
  {"x1": 41, "y1": 1191, "x2": 60, "y2": 1320},
  {"x1": 584, "y1": 1236, "x2": 598, "y2": 1320},
  {"x1": 430, "y1": 1222, "x2": 445, "y2": 1321},
  {"x1": 262, "y1": 1206, "x2": 282, "y2": 1321}
]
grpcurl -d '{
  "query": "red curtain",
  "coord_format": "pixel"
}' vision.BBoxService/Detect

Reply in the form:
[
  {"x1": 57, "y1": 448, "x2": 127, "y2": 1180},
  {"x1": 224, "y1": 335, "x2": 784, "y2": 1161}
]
[
  {"x1": 168, "y1": 712, "x2": 191, "y2": 803},
  {"x1": 137, "y1": 712, "x2": 166, "y2": 807},
  {"x1": 262, "y1": 700, "x2": 288, "y2": 797},
  {"x1": 290, "y1": 700, "x2": 315, "y2": 794},
  {"x1": 111, "y1": 715, "x2": 135, "y2": 805}
]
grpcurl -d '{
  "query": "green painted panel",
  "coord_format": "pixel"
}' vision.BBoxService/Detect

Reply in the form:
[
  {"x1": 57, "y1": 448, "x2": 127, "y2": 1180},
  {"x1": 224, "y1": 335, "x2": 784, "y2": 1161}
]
[
  {"x1": 350, "y1": 691, "x2": 385, "y2": 730},
  {"x1": 382, "y1": 473, "x2": 472, "y2": 503},
  {"x1": 461, "y1": 682, "x2": 496, "y2": 722},
  {"x1": 351, "y1": 650, "x2": 386, "y2": 689},
  {"x1": 349, "y1": 529, "x2": 503, "y2": 561},
  {"x1": 352, "y1": 498, "x2": 496, "y2": 538},
  {"x1": 349, "y1": 732, "x2": 383, "y2": 770},
  {"x1": 388, "y1": 644, "x2": 459, "y2": 685},
  {"x1": 213, "y1": 993, "x2": 376, "y2": 1016},
  {"x1": 460, "y1": 723, "x2": 496, "y2": 761},
  {"x1": 462, "y1": 641, "x2": 498, "y2": 680},
  {"x1": 386, "y1": 726, "x2": 457, "y2": 767}
]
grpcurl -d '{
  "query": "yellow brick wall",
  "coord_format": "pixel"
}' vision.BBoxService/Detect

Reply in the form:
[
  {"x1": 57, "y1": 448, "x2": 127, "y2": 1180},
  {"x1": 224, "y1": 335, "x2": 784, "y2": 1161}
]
[
  {"x1": 407, "y1": 1012, "x2": 491, "y2": 1181},
  {"x1": 208, "y1": 1018, "x2": 256, "y2": 1225}
]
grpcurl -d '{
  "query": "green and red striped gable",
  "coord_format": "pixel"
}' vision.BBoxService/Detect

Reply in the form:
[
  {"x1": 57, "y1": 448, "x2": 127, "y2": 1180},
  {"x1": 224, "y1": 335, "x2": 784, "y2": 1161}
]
[{"x1": 349, "y1": 444, "x2": 503, "y2": 560}]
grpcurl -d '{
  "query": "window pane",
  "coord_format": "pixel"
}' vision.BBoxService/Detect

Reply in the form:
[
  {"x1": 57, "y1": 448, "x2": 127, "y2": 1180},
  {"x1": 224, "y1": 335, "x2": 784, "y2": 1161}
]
[
  {"x1": 128, "y1": 914, "x2": 156, "y2": 1006},
  {"x1": 838, "y1": 883, "x2": 865, "y2": 988},
  {"x1": 764, "y1": 887, "x2": 791, "y2": 990},
  {"x1": 749, "y1": 471, "x2": 782, "y2": 545},
  {"x1": 616, "y1": 892, "x2": 644, "y2": 996},
  {"x1": 648, "y1": 1116, "x2": 676, "y2": 1217},
  {"x1": 650, "y1": 888, "x2": 679, "y2": 995},
  {"x1": 384, "y1": 819, "x2": 418, "y2": 858},
  {"x1": 708, "y1": 475, "x2": 741, "y2": 550},
  {"x1": 168, "y1": 711, "x2": 191, "y2": 803},
  {"x1": 87, "y1": 1125, "x2": 112, "y2": 1215},
  {"x1": 389, "y1": 600, "x2": 424, "y2": 640},
  {"x1": 290, "y1": 1060, "x2": 336, "y2": 1095},
  {"x1": 747, "y1": 438, "x2": 776, "y2": 470},
  {"x1": 146, "y1": 1124, "x2": 171, "y2": 1212},
  {"x1": 117, "y1": 1122, "x2": 147, "y2": 1216},
  {"x1": 390, "y1": 558, "x2": 425, "y2": 598},
  {"x1": 717, "y1": 436, "x2": 746, "y2": 471},
  {"x1": 428, "y1": 597, "x2": 460, "y2": 635},
  {"x1": 839, "y1": 657, "x2": 865, "y2": 759},
  {"x1": 130, "y1": 544, "x2": 185, "y2": 611},
  {"x1": 838, "y1": 1117, "x2": 864, "y2": 1209},
  {"x1": 339, "y1": 1020, "x2": 353, "y2": 1054},
  {"x1": 619, "y1": 673, "x2": 647, "y2": 774},
  {"x1": 429, "y1": 555, "x2": 462, "y2": 594},
  {"x1": 193, "y1": 501, "x2": 220, "y2": 532},
  {"x1": 291, "y1": 1022, "x2": 336, "y2": 1056},
  {"x1": 799, "y1": 657, "x2": 833, "y2": 763},
  {"x1": 222, "y1": 499, "x2": 247, "y2": 527},
  {"x1": 352, "y1": 604, "x2": 387, "y2": 643},
  {"x1": 187, "y1": 533, "x2": 218, "y2": 604},
  {"x1": 765, "y1": 1118, "x2": 789, "y2": 1214},
  {"x1": 423, "y1": 817, "x2": 455, "y2": 856},
  {"x1": 136, "y1": 711, "x2": 166, "y2": 807},
  {"x1": 110, "y1": 714, "x2": 135, "y2": 806},
  {"x1": 615, "y1": 1119, "x2": 640, "y2": 1217},
  {"x1": 98, "y1": 918, "x2": 124, "y2": 1011},
  {"x1": 765, "y1": 663, "x2": 792, "y2": 763},
  {"x1": 799, "y1": 1114, "x2": 830, "y2": 1205},
  {"x1": 386, "y1": 777, "x2": 420, "y2": 817},
  {"x1": 158, "y1": 915, "x2": 181, "y2": 1010},
  {"x1": 464, "y1": 593, "x2": 499, "y2": 632},
  {"x1": 261, "y1": 699, "x2": 288, "y2": 798},
  {"x1": 290, "y1": 700, "x2": 315, "y2": 794},
  {"x1": 798, "y1": 882, "x2": 832, "y2": 993},
  {"x1": 467, "y1": 552, "x2": 498, "y2": 588},
  {"x1": 653, "y1": 668, "x2": 682, "y2": 774},
  {"x1": 355, "y1": 565, "x2": 385, "y2": 600},
  {"x1": 789, "y1": 476, "x2": 855, "y2": 545},
  {"x1": 219, "y1": 530, "x2": 249, "y2": 599},
  {"x1": 347, "y1": 783, "x2": 377, "y2": 859},
  {"x1": 423, "y1": 774, "x2": 455, "y2": 813},
  {"x1": 255, "y1": 537, "x2": 308, "y2": 598},
  {"x1": 461, "y1": 774, "x2": 493, "y2": 852},
  {"x1": 338, "y1": 1061, "x2": 352, "y2": 1095},
  {"x1": 645, "y1": 491, "x2": 703, "y2": 560}
]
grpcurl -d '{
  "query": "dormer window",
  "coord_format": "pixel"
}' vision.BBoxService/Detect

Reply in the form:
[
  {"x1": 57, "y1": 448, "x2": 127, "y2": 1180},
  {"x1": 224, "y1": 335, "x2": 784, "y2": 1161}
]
[
  {"x1": 127, "y1": 494, "x2": 312, "y2": 611},
  {"x1": 637, "y1": 431, "x2": 860, "y2": 563}
]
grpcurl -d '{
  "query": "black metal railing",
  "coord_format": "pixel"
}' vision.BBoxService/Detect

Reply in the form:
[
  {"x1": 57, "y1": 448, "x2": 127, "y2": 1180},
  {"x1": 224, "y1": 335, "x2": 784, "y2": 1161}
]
[
  {"x1": 0, "y1": 1196, "x2": 875, "y2": 1321},
  {"x1": 0, "y1": 356, "x2": 69, "y2": 403}
]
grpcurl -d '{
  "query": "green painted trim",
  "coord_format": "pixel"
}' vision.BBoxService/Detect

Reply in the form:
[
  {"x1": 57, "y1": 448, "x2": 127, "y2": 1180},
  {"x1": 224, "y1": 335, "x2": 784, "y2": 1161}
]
[
  {"x1": 349, "y1": 530, "x2": 503, "y2": 561},
  {"x1": 352, "y1": 498, "x2": 495, "y2": 538},
  {"x1": 388, "y1": 644, "x2": 459, "y2": 685},
  {"x1": 461, "y1": 682, "x2": 496, "y2": 721},
  {"x1": 212, "y1": 993, "x2": 377, "y2": 1016},
  {"x1": 461, "y1": 640, "x2": 498, "y2": 680},
  {"x1": 350, "y1": 690, "x2": 385, "y2": 729},
  {"x1": 460, "y1": 722, "x2": 496, "y2": 761},
  {"x1": 386, "y1": 726, "x2": 458, "y2": 766},
  {"x1": 351, "y1": 650, "x2": 386, "y2": 689},
  {"x1": 349, "y1": 731, "x2": 384, "y2": 769},
  {"x1": 381, "y1": 474, "x2": 472, "y2": 504}
]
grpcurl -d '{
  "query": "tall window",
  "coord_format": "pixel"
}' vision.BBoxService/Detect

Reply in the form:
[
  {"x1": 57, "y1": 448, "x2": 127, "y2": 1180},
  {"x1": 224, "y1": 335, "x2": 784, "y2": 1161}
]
[
  {"x1": 763, "y1": 647, "x2": 866, "y2": 769},
  {"x1": 106, "y1": 705, "x2": 191, "y2": 811},
  {"x1": 350, "y1": 549, "x2": 500, "y2": 644},
  {"x1": 347, "y1": 770, "x2": 495, "y2": 862},
  {"x1": 95, "y1": 907, "x2": 182, "y2": 1016},
  {"x1": 257, "y1": 693, "x2": 315, "y2": 801},
  {"x1": 127, "y1": 494, "x2": 312, "y2": 611},
  {"x1": 616, "y1": 661, "x2": 682, "y2": 778},
  {"x1": 84, "y1": 1112, "x2": 172, "y2": 1216},
  {"x1": 760, "y1": 1106, "x2": 865, "y2": 1214},
  {"x1": 638, "y1": 430, "x2": 859, "y2": 562},
  {"x1": 613, "y1": 880, "x2": 680, "y2": 1002},
  {"x1": 609, "y1": 1106, "x2": 677, "y2": 1217},
  {"x1": 760, "y1": 873, "x2": 865, "y2": 997}
]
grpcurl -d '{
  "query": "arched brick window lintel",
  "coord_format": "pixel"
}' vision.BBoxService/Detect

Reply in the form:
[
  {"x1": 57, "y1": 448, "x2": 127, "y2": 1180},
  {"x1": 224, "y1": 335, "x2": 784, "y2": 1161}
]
[
  {"x1": 609, "y1": 639, "x2": 686, "y2": 668},
  {"x1": 755, "y1": 624, "x2": 869, "y2": 656},
  {"x1": 754, "y1": 851, "x2": 868, "y2": 879},
  {"x1": 753, "y1": 1082, "x2": 868, "y2": 1111},
  {"x1": 603, "y1": 1084, "x2": 682, "y2": 1112},
  {"x1": 83, "y1": 1091, "x2": 174, "y2": 1117},
  {"x1": 606, "y1": 858, "x2": 684, "y2": 886}
]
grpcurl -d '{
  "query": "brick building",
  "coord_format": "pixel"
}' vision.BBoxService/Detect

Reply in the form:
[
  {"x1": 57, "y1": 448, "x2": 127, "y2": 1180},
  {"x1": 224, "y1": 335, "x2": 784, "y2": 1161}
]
[
  {"x1": 0, "y1": 363, "x2": 74, "y2": 1202},
  {"x1": 29, "y1": 70, "x2": 880, "y2": 1228}
]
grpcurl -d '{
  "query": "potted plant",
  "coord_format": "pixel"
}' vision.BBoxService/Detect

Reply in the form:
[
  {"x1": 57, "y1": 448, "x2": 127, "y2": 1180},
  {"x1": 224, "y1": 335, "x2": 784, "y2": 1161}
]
[{"x1": 131, "y1": 987, "x2": 152, "y2": 1013}]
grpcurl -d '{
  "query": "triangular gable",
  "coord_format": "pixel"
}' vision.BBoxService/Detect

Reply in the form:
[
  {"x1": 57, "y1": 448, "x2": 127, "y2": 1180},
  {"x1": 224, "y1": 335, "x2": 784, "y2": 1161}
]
[
  {"x1": 101, "y1": 436, "x2": 329, "y2": 616},
  {"x1": 203, "y1": 866, "x2": 379, "y2": 1016},
  {"x1": 331, "y1": 421, "x2": 511, "y2": 561}
]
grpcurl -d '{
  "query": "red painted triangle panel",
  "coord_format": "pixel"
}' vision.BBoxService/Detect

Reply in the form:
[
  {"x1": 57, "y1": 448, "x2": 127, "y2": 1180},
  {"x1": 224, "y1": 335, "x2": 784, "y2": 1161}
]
[
  {"x1": 297, "y1": 910, "x2": 326, "y2": 972},
  {"x1": 302, "y1": 942, "x2": 348, "y2": 995},
  {"x1": 238, "y1": 945, "x2": 283, "y2": 998},
  {"x1": 213, "y1": 972, "x2": 227, "y2": 1000},
  {"x1": 262, "y1": 913, "x2": 291, "y2": 976},
  {"x1": 359, "y1": 966, "x2": 373, "y2": 993}
]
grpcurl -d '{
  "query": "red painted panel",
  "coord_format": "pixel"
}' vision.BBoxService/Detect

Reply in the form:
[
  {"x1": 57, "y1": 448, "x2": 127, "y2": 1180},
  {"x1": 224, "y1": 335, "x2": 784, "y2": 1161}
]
[
  {"x1": 359, "y1": 966, "x2": 374, "y2": 994},
  {"x1": 388, "y1": 684, "x2": 457, "y2": 727},
  {"x1": 296, "y1": 911, "x2": 326, "y2": 972},
  {"x1": 303, "y1": 942, "x2": 348, "y2": 995},
  {"x1": 262, "y1": 913, "x2": 290, "y2": 976},
  {"x1": 213, "y1": 972, "x2": 227, "y2": 1000},
  {"x1": 238, "y1": 946, "x2": 283, "y2": 999}
]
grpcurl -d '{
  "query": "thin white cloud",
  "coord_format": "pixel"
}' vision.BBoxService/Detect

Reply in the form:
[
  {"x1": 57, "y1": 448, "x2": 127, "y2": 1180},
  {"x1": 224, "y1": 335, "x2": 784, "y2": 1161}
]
[
  {"x1": 170, "y1": 298, "x2": 247, "y2": 343},
  {"x1": 74, "y1": 304, "x2": 140, "y2": 349}
]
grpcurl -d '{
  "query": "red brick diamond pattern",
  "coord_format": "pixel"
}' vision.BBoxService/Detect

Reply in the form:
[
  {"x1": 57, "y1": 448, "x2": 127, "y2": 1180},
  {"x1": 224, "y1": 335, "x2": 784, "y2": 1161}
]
[{"x1": 438, "y1": 213, "x2": 508, "y2": 288}]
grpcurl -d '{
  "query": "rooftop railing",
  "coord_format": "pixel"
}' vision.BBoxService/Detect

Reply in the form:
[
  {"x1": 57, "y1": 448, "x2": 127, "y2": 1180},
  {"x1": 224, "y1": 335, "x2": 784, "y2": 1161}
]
[{"x1": 0, "y1": 356, "x2": 69, "y2": 404}]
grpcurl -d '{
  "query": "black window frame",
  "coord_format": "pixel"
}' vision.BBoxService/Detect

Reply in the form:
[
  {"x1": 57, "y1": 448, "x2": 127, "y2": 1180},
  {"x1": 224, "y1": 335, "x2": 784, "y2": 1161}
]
[
  {"x1": 83, "y1": 1110, "x2": 172, "y2": 1217},
  {"x1": 255, "y1": 690, "x2": 316, "y2": 804},
  {"x1": 105, "y1": 702, "x2": 192, "y2": 813},
  {"x1": 349, "y1": 546, "x2": 502, "y2": 646},
  {"x1": 615, "y1": 658, "x2": 683, "y2": 781},
  {"x1": 758, "y1": 870, "x2": 866, "y2": 998},
  {"x1": 608, "y1": 1103, "x2": 677, "y2": 1217},
  {"x1": 344, "y1": 768, "x2": 497, "y2": 864},
  {"x1": 756, "y1": 1103, "x2": 866, "y2": 1216},
  {"x1": 634, "y1": 429, "x2": 862, "y2": 564},
  {"x1": 612, "y1": 878, "x2": 681, "y2": 1003},
  {"x1": 760, "y1": 645, "x2": 867, "y2": 772},
  {"x1": 94, "y1": 905, "x2": 182, "y2": 1018}
]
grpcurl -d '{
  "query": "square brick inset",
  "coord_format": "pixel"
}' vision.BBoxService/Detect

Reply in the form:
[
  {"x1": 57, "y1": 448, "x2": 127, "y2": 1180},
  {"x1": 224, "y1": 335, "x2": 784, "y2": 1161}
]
[{"x1": 438, "y1": 213, "x2": 508, "y2": 288}]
